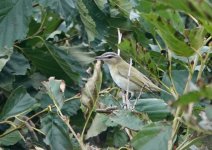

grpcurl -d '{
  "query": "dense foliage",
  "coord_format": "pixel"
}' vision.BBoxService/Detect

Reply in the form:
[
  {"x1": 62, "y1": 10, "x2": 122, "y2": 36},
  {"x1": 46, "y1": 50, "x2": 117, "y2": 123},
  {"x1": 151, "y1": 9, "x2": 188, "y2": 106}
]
[{"x1": 0, "y1": 0, "x2": 211, "y2": 150}]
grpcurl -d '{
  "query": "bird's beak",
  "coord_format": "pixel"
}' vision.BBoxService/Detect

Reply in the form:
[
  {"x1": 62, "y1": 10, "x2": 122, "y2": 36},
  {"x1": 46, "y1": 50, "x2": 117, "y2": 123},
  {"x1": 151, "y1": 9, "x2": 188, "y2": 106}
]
[{"x1": 95, "y1": 55, "x2": 104, "y2": 60}]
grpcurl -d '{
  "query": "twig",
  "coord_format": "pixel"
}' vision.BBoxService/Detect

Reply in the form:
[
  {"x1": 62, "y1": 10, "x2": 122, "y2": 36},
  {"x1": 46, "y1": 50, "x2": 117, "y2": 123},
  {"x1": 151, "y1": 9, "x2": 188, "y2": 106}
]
[
  {"x1": 176, "y1": 135, "x2": 206, "y2": 150},
  {"x1": 126, "y1": 58, "x2": 133, "y2": 109},
  {"x1": 117, "y1": 28, "x2": 122, "y2": 55},
  {"x1": 96, "y1": 106, "x2": 118, "y2": 113},
  {"x1": 59, "y1": 115, "x2": 86, "y2": 150}
]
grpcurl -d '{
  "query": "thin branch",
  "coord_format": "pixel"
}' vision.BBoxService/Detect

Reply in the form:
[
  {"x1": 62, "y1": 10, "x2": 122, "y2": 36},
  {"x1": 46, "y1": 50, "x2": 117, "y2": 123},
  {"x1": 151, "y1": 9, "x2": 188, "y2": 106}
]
[
  {"x1": 96, "y1": 106, "x2": 118, "y2": 113},
  {"x1": 117, "y1": 28, "x2": 122, "y2": 55},
  {"x1": 126, "y1": 58, "x2": 133, "y2": 109},
  {"x1": 59, "y1": 115, "x2": 86, "y2": 150}
]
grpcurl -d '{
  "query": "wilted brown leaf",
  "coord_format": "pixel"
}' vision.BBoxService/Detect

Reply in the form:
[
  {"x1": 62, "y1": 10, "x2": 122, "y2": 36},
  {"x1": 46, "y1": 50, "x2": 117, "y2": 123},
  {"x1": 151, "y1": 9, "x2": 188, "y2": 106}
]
[{"x1": 81, "y1": 61, "x2": 102, "y2": 111}]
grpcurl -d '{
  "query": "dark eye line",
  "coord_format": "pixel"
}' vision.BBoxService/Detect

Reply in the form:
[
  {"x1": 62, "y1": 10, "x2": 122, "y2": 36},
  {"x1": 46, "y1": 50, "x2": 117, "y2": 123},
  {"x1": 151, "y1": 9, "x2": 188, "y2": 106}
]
[{"x1": 107, "y1": 55, "x2": 114, "y2": 59}]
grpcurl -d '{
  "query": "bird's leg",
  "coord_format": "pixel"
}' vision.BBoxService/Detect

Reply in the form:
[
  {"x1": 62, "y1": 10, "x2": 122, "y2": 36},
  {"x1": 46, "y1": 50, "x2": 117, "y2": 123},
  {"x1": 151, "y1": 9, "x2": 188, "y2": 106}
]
[
  {"x1": 125, "y1": 93, "x2": 131, "y2": 109},
  {"x1": 121, "y1": 90, "x2": 127, "y2": 109},
  {"x1": 132, "y1": 85, "x2": 146, "y2": 110},
  {"x1": 129, "y1": 92, "x2": 134, "y2": 100}
]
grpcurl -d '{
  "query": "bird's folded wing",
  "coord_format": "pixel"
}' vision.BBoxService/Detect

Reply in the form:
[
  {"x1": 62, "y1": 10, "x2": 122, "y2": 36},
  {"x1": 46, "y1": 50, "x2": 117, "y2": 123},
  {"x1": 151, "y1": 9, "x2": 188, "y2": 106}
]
[{"x1": 117, "y1": 64, "x2": 161, "y2": 91}]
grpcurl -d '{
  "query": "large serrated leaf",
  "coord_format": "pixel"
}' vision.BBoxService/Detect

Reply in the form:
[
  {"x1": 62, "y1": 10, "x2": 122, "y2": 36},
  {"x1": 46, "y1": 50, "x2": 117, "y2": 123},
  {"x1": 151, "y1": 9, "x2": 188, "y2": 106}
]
[
  {"x1": 109, "y1": 0, "x2": 134, "y2": 17},
  {"x1": 41, "y1": 113, "x2": 73, "y2": 150},
  {"x1": 0, "y1": 0, "x2": 32, "y2": 48},
  {"x1": 3, "y1": 50, "x2": 30, "y2": 75},
  {"x1": 109, "y1": 110, "x2": 143, "y2": 131},
  {"x1": 131, "y1": 123, "x2": 172, "y2": 150},
  {"x1": 77, "y1": 0, "x2": 108, "y2": 42},
  {"x1": 134, "y1": 98, "x2": 170, "y2": 121},
  {"x1": 0, "y1": 86, "x2": 37, "y2": 120},
  {"x1": 86, "y1": 113, "x2": 109, "y2": 139},
  {"x1": 22, "y1": 40, "x2": 81, "y2": 84},
  {"x1": 38, "y1": 0, "x2": 76, "y2": 21}
]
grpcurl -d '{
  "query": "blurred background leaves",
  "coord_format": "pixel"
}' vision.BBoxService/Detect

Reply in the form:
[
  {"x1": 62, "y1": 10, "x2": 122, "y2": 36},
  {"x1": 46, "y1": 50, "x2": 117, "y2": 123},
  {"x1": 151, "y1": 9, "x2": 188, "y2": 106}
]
[{"x1": 0, "y1": 0, "x2": 211, "y2": 149}]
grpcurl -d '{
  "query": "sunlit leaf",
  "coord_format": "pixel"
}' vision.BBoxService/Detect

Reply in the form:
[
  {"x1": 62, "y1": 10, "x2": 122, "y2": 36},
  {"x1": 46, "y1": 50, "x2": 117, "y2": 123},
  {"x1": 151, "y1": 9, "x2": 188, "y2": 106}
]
[
  {"x1": 131, "y1": 123, "x2": 172, "y2": 150},
  {"x1": 143, "y1": 13, "x2": 195, "y2": 57},
  {"x1": 158, "y1": 0, "x2": 212, "y2": 33},
  {"x1": 174, "y1": 85, "x2": 212, "y2": 106},
  {"x1": 134, "y1": 98, "x2": 170, "y2": 121}
]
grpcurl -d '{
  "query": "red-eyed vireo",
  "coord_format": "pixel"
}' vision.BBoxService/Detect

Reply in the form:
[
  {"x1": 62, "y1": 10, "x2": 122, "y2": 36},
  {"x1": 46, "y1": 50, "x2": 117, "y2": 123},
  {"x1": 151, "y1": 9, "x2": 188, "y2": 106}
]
[{"x1": 96, "y1": 52, "x2": 166, "y2": 95}]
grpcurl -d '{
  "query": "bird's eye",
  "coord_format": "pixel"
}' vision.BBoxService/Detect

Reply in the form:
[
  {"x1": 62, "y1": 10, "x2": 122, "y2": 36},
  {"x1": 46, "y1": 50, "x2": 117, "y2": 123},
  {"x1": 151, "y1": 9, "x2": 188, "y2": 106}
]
[{"x1": 108, "y1": 56, "x2": 112, "y2": 59}]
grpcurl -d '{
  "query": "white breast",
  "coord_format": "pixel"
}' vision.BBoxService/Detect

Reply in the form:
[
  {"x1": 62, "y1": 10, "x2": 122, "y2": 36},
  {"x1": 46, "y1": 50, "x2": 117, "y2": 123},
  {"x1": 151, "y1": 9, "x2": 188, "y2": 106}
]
[{"x1": 108, "y1": 65, "x2": 139, "y2": 92}]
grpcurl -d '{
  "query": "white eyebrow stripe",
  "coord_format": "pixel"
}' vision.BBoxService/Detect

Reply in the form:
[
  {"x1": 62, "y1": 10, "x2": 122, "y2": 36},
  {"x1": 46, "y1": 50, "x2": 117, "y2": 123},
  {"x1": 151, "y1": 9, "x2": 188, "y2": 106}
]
[{"x1": 104, "y1": 54, "x2": 116, "y2": 57}]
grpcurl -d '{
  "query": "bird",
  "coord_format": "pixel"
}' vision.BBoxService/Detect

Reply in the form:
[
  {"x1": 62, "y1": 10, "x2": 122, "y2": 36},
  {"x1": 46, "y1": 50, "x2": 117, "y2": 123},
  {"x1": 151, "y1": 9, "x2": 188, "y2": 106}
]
[{"x1": 95, "y1": 52, "x2": 167, "y2": 95}]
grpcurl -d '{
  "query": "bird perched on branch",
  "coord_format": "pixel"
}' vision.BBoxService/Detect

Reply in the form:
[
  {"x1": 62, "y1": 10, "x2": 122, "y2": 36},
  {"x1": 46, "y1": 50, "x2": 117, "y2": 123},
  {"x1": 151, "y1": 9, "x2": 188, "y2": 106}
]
[{"x1": 96, "y1": 52, "x2": 167, "y2": 96}]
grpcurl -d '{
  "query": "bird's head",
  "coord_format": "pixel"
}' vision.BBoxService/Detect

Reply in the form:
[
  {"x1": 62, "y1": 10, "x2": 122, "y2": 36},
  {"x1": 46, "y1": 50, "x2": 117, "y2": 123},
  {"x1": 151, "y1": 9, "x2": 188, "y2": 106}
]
[{"x1": 95, "y1": 52, "x2": 122, "y2": 65}]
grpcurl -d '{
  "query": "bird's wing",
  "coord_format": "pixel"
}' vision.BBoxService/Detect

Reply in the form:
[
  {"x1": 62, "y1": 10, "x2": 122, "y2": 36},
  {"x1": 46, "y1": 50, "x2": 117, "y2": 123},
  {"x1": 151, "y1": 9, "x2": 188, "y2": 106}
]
[{"x1": 117, "y1": 62, "x2": 161, "y2": 92}]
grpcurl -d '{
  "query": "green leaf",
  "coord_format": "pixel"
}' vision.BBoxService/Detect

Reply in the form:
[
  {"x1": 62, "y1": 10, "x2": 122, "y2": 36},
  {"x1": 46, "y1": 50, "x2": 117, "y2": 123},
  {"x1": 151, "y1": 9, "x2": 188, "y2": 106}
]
[
  {"x1": 94, "y1": 0, "x2": 109, "y2": 14},
  {"x1": 86, "y1": 113, "x2": 109, "y2": 139},
  {"x1": 42, "y1": 77, "x2": 65, "y2": 109},
  {"x1": 41, "y1": 113, "x2": 73, "y2": 150},
  {"x1": 22, "y1": 40, "x2": 81, "y2": 84},
  {"x1": 134, "y1": 98, "x2": 170, "y2": 121},
  {"x1": 0, "y1": 47, "x2": 13, "y2": 71},
  {"x1": 143, "y1": 13, "x2": 195, "y2": 57},
  {"x1": 161, "y1": 70, "x2": 197, "y2": 100},
  {"x1": 77, "y1": 0, "x2": 108, "y2": 42},
  {"x1": 99, "y1": 94, "x2": 121, "y2": 108},
  {"x1": 113, "y1": 129, "x2": 128, "y2": 147},
  {"x1": 60, "y1": 45, "x2": 96, "y2": 65},
  {"x1": 157, "y1": 10, "x2": 185, "y2": 33},
  {"x1": 0, "y1": 67, "x2": 14, "y2": 91},
  {"x1": 61, "y1": 99, "x2": 81, "y2": 116},
  {"x1": 0, "y1": 0, "x2": 32, "y2": 48},
  {"x1": 38, "y1": 0, "x2": 76, "y2": 21},
  {"x1": 0, "y1": 86, "x2": 37, "y2": 120},
  {"x1": 131, "y1": 123, "x2": 172, "y2": 150},
  {"x1": 158, "y1": 0, "x2": 212, "y2": 33},
  {"x1": 3, "y1": 51, "x2": 30, "y2": 75},
  {"x1": 109, "y1": 0, "x2": 134, "y2": 17},
  {"x1": 174, "y1": 85, "x2": 212, "y2": 106},
  {"x1": 29, "y1": 11, "x2": 63, "y2": 38},
  {"x1": 109, "y1": 110, "x2": 143, "y2": 131},
  {"x1": 118, "y1": 38, "x2": 158, "y2": 75},
  {"x1": 0, "y1": 130, "x2": 21, "y2": 146},
  {"x1": 12, "y1": 73, "x2": 47, "y2": 93}
]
